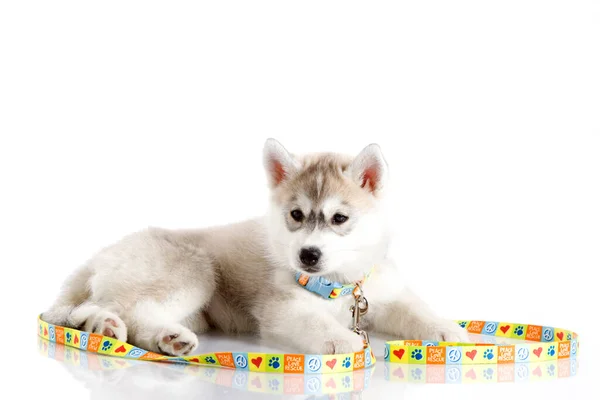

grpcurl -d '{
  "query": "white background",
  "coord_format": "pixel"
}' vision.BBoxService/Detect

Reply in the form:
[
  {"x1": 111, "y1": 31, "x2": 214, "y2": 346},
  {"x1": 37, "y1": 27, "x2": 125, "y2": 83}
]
[{"x1": 1, "y1": 1, "x2": 599, "y2": 398}]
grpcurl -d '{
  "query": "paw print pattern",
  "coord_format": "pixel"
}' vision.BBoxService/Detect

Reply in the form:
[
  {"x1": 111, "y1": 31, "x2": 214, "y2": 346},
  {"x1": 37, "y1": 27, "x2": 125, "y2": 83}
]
[
  {"x1": 65, "y1": 332, "x2": 72, "y2": 343},
  {"x1": 458, "y1": 321, "x2": 468, "y2": 328},
  {"x1": 205, "y1": 356, "x2": 216, "y2": 364},
  {"x1": 483, "y1": 368, "x2": 494, "y2": 380},
  {"x1": 101, "y1": 341, "x2": 112, "y2": 352},
  {"x1": 548, "y1": 345, "x2": 556, "y2": 356},
  {"x1": 483, "y1": 349, "x2": 494, "y2": 360},
  {"x1": 411, "y1": 368, "x2": 423, "y2": 380},
  {"x1": 268, "y1": 357, "x2": 280, "y2": 369},
  {"x1": 547, "y1": 364, "x2": 556, "y2": 376},
  {"x1": 342, "y1": 357, "x2": 351, "y2": 368},
  {"x1": 411, "y1": 349, "x2": 423, "y2": 360},
  {"x1": 513, "y1": 325, "x2": 524, "y2": 336},
  {"x1": 342, "y1": 376, "x2": 351, "y2": 388},
  {"x1": 268, "y1": 379, "x2": 279, "y2": 391}
]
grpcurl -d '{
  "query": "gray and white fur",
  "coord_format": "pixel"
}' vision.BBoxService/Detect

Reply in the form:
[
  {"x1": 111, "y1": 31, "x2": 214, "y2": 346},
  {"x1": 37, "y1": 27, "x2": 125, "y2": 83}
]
[{"x1": 42, "y1": 139, "x2": 469, "y2": 356}]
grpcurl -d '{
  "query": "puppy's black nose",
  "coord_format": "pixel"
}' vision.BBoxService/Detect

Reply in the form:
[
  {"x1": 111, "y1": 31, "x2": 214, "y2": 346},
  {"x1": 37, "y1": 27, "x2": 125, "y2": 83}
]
[{"x1": 299, "y1": 247, "x2": 321, "y2": 267}]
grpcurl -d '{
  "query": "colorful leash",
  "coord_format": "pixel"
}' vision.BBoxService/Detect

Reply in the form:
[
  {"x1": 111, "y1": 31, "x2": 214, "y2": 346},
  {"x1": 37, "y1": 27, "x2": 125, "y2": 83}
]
[
  {"x1": 36, "y1": 315, "x2": 579, "y2": 375},
  {"x1": 384, "y1": 320, "x2": 579, "y2": 365},
  {"x1": 37, "y1": 336, "x2": 375, "y2": 394},
  {"x1": 37, "y1": 337, "x2": 578, "y2": 389}
]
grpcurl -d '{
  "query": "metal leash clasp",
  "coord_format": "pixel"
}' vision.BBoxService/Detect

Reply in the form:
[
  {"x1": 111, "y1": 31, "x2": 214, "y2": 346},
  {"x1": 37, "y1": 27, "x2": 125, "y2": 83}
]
[{"x1": 350, "y1": 282, "x2": 370, "y2": 348}]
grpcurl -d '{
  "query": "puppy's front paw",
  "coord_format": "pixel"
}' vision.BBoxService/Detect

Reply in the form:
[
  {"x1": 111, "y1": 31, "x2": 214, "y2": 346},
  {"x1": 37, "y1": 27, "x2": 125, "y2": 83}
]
[
  {"x1": 157, "y1": 325, "x2": 199, "y2": 356},
  {"x1": 88, "y1": 312, "x2": 127, "y2": 342},
  {"x1": 321, "y1": 334, "x2": 365, "y2": 355},
  {"x1": 424, "y1": 319, "x2": 470, "y2": 343}
]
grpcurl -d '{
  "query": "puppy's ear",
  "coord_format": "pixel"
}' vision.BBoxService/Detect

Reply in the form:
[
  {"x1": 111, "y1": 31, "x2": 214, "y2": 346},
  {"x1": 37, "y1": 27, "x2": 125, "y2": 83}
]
[
  {"x1": 263, "y1": 138, "x2": 299, "y2": 188},
  {"x1": 347, "y1": 143, "x2": 388, "y2": 195}
]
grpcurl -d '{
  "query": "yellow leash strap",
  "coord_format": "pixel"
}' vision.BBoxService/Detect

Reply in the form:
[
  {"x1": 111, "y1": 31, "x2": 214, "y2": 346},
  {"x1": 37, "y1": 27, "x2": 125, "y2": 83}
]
[
  {"x1": 37, "y1": 336, "x2": 578, "y2": 387},
  {"x1": 36, "y1": 315, "x2": 579, "y2": 375}
]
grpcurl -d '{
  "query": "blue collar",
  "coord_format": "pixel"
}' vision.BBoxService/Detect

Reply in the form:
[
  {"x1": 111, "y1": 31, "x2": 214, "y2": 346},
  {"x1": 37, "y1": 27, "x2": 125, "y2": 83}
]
[{"x1": 294, "y1": 267, "x2": 374, "y2": 299}]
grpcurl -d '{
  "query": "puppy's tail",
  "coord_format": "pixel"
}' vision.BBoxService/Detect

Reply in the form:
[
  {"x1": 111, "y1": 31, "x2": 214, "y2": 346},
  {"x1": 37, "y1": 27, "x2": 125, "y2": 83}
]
[{"x1": 40, "y1": 264, "x2": 93, "y2": 327}]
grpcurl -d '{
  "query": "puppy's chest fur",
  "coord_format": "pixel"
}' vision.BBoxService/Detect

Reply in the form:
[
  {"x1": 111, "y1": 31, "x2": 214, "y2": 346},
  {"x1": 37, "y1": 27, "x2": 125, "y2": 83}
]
[
  {"x1": 197, "y1": 219, "x2": 358, "y2": 333},
  {"x1": 309, "y1": 293, "x2": 356, "y2": 328},
  {"x1": 273, "y1": 271, "x2": 358, "y2": 327}
]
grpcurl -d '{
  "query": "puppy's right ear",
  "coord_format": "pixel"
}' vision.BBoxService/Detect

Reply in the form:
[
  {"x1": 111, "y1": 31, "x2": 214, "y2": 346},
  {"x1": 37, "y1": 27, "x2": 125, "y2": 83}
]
[{"x1": 263, "y1": 138, "x2": 299, "y2": 188}]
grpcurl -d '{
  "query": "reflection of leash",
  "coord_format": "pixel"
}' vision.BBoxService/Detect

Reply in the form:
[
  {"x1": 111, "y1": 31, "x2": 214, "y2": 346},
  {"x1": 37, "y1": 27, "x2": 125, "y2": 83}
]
[
  {"x1": 37, "y1": 314, "x2": 580, "y2": 374},
  {"x1": 384, "y1": 358, "x2": 579, "y2": 384}
]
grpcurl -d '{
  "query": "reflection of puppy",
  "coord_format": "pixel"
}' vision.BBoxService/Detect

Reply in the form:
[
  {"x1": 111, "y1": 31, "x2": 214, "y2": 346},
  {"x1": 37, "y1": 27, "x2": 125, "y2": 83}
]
[
  {"x1": 59, "y1": 357, "x2": 227, "y2": 399},
  {"x1": 42, "y1": 139, "x2": 468, "y2": 356}
]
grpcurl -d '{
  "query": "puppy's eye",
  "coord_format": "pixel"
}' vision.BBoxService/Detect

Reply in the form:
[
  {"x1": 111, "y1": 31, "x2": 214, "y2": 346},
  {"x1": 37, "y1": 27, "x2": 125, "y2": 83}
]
[
  {"x1": 290, "y1": 209, "x2": 304, "y2": 222},
  {"x1": 332, "y1": 213, "x2": 348, "y2": 225}
]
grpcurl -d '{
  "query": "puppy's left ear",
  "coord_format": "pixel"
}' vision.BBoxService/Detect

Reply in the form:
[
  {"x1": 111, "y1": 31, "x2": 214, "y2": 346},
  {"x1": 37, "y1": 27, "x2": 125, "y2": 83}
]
[
  {"x1": 263, "y1": 138, "x2": 299, "y2": 188},
  {"x1": 347, "y1": 143, "x2": 388, "y2": 195}
]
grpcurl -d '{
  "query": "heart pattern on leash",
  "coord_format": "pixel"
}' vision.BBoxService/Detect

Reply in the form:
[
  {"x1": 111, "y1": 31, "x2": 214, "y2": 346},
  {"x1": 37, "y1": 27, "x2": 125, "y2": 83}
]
[
  {"x1": 393, "y1": 349, "x2": 405, "y2": 360},
  {"x1": 252, "y1": 357, "x2": 263, "y2": 368}
]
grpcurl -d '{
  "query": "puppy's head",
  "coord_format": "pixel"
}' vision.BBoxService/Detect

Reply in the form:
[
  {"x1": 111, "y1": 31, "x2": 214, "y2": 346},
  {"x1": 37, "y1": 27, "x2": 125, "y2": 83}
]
[{"x1": 263, "y1": 138, "x2": 390, "y2": 281}]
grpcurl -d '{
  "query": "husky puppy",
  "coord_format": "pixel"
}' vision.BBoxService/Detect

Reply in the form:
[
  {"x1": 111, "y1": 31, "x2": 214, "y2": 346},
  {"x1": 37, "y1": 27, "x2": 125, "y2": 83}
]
[{"x1": 42, "y1": 139, "x2": 468, "y2": 356}]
